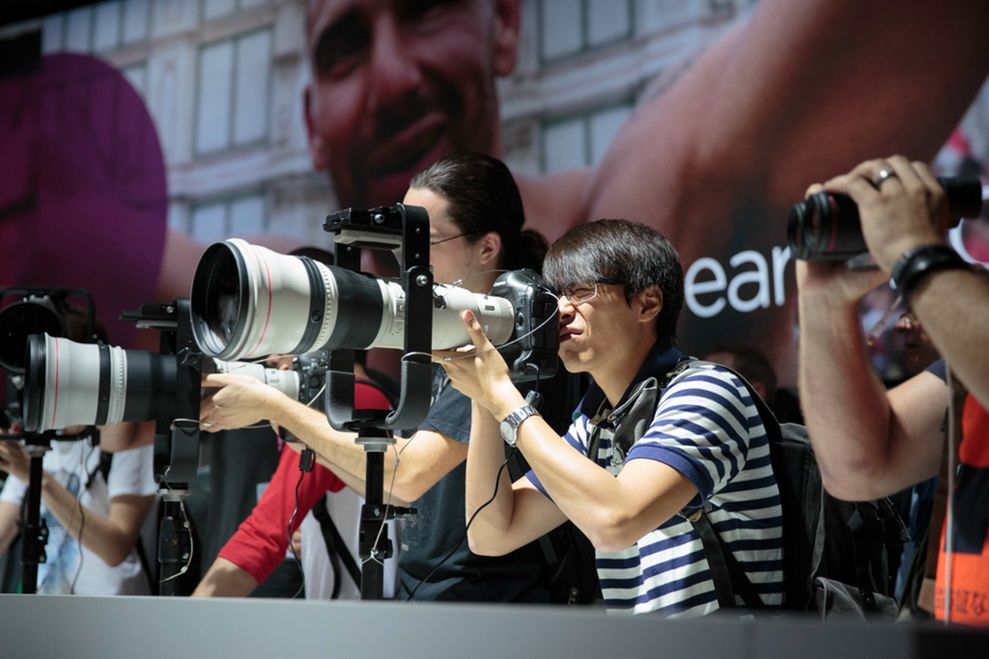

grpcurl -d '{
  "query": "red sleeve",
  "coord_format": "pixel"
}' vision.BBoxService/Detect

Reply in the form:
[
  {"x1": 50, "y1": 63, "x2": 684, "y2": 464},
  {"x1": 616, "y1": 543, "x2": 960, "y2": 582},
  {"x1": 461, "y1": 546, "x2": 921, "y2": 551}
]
[
  {"x1": 217, "y1": 446, "x2": 339, "y2": 583},
  {"x1": 217, "y1": 380, "x2": 391, "y2": 584},
  {"x1": 354, "y1": 380, "x2": 392, "y2": 412}
]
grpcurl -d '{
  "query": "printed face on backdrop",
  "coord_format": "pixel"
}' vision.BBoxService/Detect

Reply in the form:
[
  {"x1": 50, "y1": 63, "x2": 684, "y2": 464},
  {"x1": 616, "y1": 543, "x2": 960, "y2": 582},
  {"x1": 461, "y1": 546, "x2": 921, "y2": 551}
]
[{"x1": 304, "y1": 0, "x2": 520, "y2": 209}]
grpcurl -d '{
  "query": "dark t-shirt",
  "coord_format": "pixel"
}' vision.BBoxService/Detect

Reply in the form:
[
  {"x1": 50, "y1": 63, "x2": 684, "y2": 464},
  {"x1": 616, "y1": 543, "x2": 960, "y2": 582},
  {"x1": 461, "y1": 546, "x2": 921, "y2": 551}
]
[
  {"x1": 203, "y1": 428, "x2": 282, "y2": 570},
  {"x1": 927, "y1": 359, "x2": 947, "y2": 381},
  {"x1": 397, "y1": 366, "x2": 578, "y2": 602}
]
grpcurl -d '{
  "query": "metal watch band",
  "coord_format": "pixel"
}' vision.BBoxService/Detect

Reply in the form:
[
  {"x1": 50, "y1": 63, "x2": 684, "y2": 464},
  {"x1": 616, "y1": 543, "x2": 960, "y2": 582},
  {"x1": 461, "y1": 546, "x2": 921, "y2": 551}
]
[{"x1": 501, "y1": 404, "x2": 539, "y2": 446}]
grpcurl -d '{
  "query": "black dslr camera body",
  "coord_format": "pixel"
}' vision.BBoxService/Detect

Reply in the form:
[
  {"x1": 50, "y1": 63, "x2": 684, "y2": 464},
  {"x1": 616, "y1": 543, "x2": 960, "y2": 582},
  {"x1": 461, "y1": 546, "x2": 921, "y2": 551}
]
[{"x1": 490, "y1": 269, "x2": 559, "y2": 382}]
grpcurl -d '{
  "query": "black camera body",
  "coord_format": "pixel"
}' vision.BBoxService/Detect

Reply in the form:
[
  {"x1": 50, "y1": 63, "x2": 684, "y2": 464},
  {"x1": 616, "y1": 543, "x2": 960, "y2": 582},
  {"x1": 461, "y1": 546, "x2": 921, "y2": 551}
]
[
  {"x1": 489, "y1": 269, "x2": 559, "y2": 382},
  {"x1": 787, "y1": 176, "x2": 983, "y2": 261},
  {"x1": 293, "y1": 349, "x2": 330, "y2": 404}
]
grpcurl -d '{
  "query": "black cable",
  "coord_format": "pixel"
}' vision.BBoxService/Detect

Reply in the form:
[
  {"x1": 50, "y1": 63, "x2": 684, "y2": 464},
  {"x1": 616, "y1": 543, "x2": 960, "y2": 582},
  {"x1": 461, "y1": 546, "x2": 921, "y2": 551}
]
[
  {"x1": 405, "y1": 452, "x2": 512, "y2": 602},
  {"x1": 68, "y1": 441, "x2": 97, "y2": 594},
  {"x1": 405, "y1": 352, "x2": 545, "y2": 601},
  {"x1": 287, "y1": 448, "x2": 314, "y2": 599}
]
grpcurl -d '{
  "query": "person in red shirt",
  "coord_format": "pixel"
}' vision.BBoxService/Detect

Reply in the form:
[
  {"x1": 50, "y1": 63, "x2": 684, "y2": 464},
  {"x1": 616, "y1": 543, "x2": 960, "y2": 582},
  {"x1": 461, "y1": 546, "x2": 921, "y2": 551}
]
[{"x1": 193, "y1": 366, "x2": 391, "y2": 598}]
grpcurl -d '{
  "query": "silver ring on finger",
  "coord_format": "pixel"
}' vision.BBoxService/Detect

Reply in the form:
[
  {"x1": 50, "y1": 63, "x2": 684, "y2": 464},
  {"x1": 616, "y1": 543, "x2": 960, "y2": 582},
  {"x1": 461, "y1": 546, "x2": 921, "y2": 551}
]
[{"x1": 873, "y1": 168, "x2": 898, "y2": 189}]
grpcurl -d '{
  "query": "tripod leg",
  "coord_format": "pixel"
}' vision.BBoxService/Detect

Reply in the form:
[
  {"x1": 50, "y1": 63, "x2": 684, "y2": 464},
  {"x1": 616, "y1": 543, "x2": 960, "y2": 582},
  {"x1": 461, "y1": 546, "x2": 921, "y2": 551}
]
[
  {"x1": 157, "y1": 490, "x2": 191, "y2": 597},
  {"x1": 19, "y1": 452, "x2": 47, "y2": 594},
  {"x1": 359, "y1": 451, "x2": 386, "y2": 600}
]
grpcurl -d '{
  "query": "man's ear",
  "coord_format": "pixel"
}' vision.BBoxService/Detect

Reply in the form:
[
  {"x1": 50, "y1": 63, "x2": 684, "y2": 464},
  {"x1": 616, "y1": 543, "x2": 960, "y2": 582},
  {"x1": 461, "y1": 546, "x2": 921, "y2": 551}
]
[
  {"x1": 303, "y1": 84, "x2": 328, "y2": 171},
  {"x1": 636, "y1": 286, "x2": 663, "y2": 325},
  {"x1": 477, "y1": 231, "x2": 503, "y2": 268},
  {"x1": 492, "y1": 0, "x2": 521, "y2": 77}
]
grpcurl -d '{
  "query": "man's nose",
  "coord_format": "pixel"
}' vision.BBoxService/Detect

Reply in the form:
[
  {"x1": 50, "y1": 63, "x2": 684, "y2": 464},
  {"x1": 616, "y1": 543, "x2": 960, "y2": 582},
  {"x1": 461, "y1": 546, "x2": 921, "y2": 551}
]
[
  {"x1": 366, "y1": 15, "x2": 423, "y2": 110},
  {"x1": 557, "y1": 295, "x2": 575, "y2": 321}
]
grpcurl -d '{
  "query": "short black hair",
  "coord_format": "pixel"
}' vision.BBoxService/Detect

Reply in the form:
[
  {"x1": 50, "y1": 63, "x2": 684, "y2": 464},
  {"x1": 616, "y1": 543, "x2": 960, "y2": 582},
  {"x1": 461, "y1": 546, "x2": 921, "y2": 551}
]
[
  {"x1": 543, "y1": 219, "x2": 685, "y2": 342},
  {"x1": 409, "y1": 153, "x2": 547, "y2": 272}
]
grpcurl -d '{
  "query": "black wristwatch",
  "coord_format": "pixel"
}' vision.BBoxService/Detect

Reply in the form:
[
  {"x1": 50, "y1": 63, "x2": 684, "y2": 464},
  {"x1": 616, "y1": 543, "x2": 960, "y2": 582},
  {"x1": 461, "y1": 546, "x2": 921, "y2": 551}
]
[
  {"x1": 499, "y1": 405, "x2": 540, "y2": 447},
  {"x1": 890, "y1": 243, "x2": 969, "y2": 306}
]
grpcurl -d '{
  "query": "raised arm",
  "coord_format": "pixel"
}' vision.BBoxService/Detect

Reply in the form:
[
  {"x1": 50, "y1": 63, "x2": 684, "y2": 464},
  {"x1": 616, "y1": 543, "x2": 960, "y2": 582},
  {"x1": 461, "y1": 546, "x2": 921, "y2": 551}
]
[
  {"x1": 0, "y1": 443, "x2": 154, "y2": 567},
  {"x1": 798, "y1": 261, "x2": 948, "y2": 500},
  {"x1": 795, "y1": 157, "x2": 971, "y2": 500},
  {"x1": 462, "y1": 400, "x2": 565, "y2": 556},
  {"x1": 446, "y1": 312, "x2": 695, "y2": 555},
  {"x1": 201, "y1": 374, "x2": 466, "y2": 503},
  {"x1": 0, "y1": 501, "x2": 20, "y2": 555}
]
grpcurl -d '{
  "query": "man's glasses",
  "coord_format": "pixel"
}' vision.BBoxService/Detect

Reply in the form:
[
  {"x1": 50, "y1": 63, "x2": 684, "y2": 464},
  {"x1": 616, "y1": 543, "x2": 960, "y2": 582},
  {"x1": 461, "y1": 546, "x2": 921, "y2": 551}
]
[
  {"x1": 429, "y1": 232, "x2": 473, "y2": 247},
  {"x1": 557, "y1": 279, "x2": 621, "y2": 305}
]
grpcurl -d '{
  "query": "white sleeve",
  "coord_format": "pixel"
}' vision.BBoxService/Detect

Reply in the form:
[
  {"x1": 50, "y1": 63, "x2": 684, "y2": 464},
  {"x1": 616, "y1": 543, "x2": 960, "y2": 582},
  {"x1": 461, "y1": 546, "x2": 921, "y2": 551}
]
[
  {"x1": 0, "y1": 474, "x2": 27, "y2": 506},
  {"x1": 106, "y1": 443, "x2": 157, "y2": 499}
]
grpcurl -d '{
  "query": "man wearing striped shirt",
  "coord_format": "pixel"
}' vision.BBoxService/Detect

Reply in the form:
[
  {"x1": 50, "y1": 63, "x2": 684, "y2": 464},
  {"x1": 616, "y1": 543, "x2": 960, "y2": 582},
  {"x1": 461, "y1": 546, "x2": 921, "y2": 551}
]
[{"x1": 439, "y1": 219, "x2": 784, "y2": 616}]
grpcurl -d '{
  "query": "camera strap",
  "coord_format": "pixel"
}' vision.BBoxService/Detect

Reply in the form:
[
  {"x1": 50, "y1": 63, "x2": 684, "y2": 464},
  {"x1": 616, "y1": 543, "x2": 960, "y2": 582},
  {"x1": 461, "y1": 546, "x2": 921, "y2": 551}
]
[{"x1": 311, "y1": 493, "x2": 361, "y2": 598}]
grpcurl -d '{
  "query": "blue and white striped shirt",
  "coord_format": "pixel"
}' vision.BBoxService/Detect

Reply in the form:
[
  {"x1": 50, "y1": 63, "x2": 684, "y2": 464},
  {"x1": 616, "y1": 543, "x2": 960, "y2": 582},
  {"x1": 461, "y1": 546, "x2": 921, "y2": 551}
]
[{"x1": 530, "y1": 344, "x2": 784, "y2": 616}]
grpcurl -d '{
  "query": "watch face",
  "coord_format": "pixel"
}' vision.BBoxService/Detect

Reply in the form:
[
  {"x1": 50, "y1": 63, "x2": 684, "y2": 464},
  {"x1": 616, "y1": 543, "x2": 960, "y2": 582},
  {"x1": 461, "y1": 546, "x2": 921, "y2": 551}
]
[{"x1": 500, "y1": 419, "x2": 513, "y2": 443}]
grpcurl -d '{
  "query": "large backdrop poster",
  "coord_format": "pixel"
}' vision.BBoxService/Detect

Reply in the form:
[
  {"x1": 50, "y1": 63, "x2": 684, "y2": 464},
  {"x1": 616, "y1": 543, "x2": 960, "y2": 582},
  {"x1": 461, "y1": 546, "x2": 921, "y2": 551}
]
[{"x1": 2, "y1": 0, "x2": 988, "y2": 384}]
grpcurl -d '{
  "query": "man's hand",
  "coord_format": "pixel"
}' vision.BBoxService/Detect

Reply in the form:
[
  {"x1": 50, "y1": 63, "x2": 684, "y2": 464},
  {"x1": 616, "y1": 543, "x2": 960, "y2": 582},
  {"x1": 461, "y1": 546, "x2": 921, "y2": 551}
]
[
  {"x1": 0, "y1": 442, "x2": 30, "y2": 481},
  {"x1": 200, "y1": 373, "x2": 281, "y2": 432},
  {"x1": 435, "y1": 311, "x2": 525, "y2": 421},
  {"x1": 796, "y1": 180, "x2": 893, "y2": 308},
  {"x1": 836, "y1": 155, "x2": 949, "y2": 274}
]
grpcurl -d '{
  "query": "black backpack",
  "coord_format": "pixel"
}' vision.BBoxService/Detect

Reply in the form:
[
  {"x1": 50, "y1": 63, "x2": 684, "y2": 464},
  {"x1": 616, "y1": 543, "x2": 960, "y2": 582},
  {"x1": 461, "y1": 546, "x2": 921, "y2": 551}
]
[
  {"x1": 756, "y1": 422, "x2": 907, "y2": 616},
  {"x1": 615, "y1": 359, "x2": 907, "y2": 617}
]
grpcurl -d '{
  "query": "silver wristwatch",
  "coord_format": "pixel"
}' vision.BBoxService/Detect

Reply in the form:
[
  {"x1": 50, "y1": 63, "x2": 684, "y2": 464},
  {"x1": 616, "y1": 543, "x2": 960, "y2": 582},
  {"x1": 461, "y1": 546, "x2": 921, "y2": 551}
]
[{"x1": 499, "y1": 405, "x2": 540, "y2": 447}]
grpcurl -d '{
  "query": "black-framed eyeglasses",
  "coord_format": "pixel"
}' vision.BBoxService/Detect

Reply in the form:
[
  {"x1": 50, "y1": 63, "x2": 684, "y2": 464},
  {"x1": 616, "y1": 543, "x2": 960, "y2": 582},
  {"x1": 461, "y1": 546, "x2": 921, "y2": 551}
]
[
  {"x1": 557, "y1": 279, "x2": 622, "y2": 305},
  {"x1": 429, "y1": 232, "x2": 473, "y2": 247}
]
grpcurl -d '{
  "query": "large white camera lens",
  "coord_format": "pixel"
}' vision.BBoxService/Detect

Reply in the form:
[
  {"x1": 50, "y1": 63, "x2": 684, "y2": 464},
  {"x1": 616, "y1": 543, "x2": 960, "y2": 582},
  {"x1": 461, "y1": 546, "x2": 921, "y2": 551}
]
[
  {"x1": 190, "y1": 240, "x2": 516, "y2": 360},
  {"x1": 23, "y1": 333, "x2": 176, "y2": 433}
]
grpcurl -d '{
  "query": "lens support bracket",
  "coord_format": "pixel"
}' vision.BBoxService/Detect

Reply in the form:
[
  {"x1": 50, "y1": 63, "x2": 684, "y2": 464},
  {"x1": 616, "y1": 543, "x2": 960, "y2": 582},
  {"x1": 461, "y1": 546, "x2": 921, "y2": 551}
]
[
  {"x1": 120, "y1": 300, "x2": 201, "y2": 597},
  {"x1": 323, "y1": 204, "x2": 433, "y2": 600}
]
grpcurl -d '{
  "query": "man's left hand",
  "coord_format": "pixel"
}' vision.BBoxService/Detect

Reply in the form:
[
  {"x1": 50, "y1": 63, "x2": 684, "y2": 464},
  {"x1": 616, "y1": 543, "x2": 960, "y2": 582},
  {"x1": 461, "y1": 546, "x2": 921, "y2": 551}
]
[{"x1": 435, "y1": 310, "x2": 525, "y2": 420}]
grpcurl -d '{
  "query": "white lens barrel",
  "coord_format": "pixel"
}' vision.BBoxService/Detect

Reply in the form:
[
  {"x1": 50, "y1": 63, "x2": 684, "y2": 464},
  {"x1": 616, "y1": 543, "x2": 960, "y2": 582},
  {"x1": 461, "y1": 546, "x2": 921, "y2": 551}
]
[
  {"x1": 223, "y1": 239, "x2": 336, "y2": 360},
  {"x1": 369, "y1": 282, "x2": 515, "y2": 350},
  {"x1": 193, "y1": 240, "x2": 519, "y2": 358},
  {"x1": 25, "y1": 334, "x2": 178, "y2": 433},
  {"x1": 36, "y1": 335, "x2": 128, "y2": 432},
  {"x1": 209, "y1": 359, "x2": 301, "y2": 401}
]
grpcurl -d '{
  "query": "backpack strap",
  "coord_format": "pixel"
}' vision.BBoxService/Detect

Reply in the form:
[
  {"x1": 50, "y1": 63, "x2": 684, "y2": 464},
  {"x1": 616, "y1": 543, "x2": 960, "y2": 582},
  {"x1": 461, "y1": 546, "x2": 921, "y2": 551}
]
[
  {"x1": 671, "y1": 360, "x2": 779, "y2": 610},
  {"x1": 692, "y1": 509, "x2": 766, "y2": 609},
  {"x1": 311, "y1": 494, "x2": 361, "y2": 598}
]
